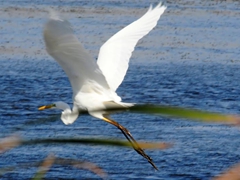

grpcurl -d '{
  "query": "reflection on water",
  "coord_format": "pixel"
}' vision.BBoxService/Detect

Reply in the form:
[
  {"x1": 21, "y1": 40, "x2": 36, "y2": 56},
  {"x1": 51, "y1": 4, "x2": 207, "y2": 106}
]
[{"x1": 1, "y1": 0, "x2": 240, "y2": 179}]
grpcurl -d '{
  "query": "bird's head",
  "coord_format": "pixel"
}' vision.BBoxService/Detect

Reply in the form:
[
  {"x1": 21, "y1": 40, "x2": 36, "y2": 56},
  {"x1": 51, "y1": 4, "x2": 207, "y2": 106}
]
[
  {"x1": 38, "y1": 101, "x2": 70, "y2": 111},
  {"x1": 38, "y1": 101, "x2": 78, "y2": 125}
]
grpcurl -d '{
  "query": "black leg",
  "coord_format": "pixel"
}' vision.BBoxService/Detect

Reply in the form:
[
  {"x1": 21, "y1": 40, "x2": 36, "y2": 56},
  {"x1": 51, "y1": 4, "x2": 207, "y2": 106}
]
[{"x1": 102, "y1": 116, "x2": 158, "y2": 170}]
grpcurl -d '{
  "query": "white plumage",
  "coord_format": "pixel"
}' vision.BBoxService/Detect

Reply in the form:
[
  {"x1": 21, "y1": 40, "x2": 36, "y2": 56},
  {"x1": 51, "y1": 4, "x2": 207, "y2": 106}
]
[
  {"x1": 41, "y1": 3, "x2": 166, "y2": 125},
  {"x1": 39, "y1": 3, "x2": 167, "y2": 169}
]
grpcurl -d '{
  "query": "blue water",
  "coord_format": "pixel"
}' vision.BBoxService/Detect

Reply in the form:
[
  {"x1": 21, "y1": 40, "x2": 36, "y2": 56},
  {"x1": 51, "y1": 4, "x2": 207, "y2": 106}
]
[{"x1": 1, "y1": 0, "x2": 240, "y2": 179}]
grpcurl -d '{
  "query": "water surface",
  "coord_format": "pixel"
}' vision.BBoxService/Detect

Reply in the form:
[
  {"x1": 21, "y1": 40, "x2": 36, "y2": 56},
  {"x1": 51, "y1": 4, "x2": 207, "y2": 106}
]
[{"x1": 1, "y1": 0, "x2": 240, "y2": 179}]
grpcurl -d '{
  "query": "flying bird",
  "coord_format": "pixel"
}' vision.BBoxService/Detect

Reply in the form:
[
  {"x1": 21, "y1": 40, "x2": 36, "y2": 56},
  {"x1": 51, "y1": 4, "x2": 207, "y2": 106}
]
[{"x1": 39, "y1": 2, "x2": 167, "y2": 170}]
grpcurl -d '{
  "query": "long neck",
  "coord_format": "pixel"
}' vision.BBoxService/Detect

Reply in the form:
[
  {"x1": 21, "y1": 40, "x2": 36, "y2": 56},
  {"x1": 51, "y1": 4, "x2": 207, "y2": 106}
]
[{"x1": 60, "y1": 103, "x2": 79, "y2": 125}]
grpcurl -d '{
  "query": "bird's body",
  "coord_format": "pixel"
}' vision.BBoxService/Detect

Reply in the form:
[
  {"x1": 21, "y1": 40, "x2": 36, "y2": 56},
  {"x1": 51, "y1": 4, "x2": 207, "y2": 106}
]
[{"x1": 39, "y1": 2, "x2": 167, "y2": 169}]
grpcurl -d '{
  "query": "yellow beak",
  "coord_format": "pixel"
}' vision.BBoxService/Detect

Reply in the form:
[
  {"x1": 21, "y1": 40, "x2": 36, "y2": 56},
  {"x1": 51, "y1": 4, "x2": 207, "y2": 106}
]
[{"x1": 38, "y1": 104, "x2": 55, "y2": 110}]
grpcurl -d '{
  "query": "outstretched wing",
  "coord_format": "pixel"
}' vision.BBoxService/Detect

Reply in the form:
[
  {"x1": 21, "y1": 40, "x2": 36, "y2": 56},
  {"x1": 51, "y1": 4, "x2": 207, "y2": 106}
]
[
  {"x1": 97, "y1": 3, "x2": 167, "y2": 91},
  {"x1": 44, "y1": 12, "x2": 110, "y2": 97}
]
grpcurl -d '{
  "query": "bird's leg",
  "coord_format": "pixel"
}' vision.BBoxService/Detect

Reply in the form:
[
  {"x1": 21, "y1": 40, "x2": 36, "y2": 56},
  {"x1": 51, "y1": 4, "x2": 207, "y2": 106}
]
[
  {"x1": 102, "y1": 116, "x2": 158, "y2": 170},
  {"x1": 102, "y1": 117, "x2": 144, "y2": 153}
]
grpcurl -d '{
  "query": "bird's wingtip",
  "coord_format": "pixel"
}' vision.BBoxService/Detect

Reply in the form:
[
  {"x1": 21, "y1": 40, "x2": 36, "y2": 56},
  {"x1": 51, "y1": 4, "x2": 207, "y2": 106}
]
[
  {"x1": 148, "y1": 4, "x2": 153, "y2": 12},
  {"x1": 155, "y1": 1, "x2": 167, "y2": 10},
  {"x1": 148, "y1": 1, "x2": 167, "y2": 12},
  {"x1": 47, "y1": 8, "x2": 63, "y2": 21}
]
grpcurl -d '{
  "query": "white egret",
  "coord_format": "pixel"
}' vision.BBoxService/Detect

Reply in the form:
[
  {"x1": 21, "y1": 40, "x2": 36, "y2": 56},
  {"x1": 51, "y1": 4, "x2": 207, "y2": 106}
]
[{"x1": 39, "y1": 2, "x2": 167, "y2": 170}]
